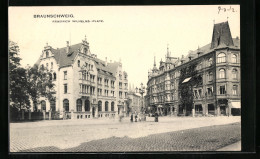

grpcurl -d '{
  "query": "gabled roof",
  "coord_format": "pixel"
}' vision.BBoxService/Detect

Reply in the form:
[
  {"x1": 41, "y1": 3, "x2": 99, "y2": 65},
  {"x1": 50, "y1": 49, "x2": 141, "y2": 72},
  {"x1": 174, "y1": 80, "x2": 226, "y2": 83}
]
[
  {"x1": 211, "y1": 21, "x2": 234, "y2": 49},
  {"x1": 107, "y1": 62, "x2": 121, "y2": 74},
  {"x1": 50, "y1": 43, "x2": 82, "y2": 68}
]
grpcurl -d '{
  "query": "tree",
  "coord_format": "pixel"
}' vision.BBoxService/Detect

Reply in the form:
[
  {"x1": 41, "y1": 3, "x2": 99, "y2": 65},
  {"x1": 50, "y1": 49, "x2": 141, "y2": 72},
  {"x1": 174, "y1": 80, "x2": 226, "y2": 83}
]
[
  {"x1": 26, "y1": 64, "x2": 55, "y2": 109},
  {"x1": 9, "y1": 41, "x2": 31, "y2": 110}
]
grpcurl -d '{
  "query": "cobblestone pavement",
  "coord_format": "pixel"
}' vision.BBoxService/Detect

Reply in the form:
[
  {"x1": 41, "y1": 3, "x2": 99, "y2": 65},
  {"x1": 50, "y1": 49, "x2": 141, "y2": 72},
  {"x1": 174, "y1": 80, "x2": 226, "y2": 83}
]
[{"x1": 10, "y1": 116, "x2": 241, "y2": 152}]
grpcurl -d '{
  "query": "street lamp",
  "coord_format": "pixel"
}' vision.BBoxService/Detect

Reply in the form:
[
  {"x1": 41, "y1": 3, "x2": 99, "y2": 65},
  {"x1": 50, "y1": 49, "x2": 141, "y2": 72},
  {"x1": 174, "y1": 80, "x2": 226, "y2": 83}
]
[{"x1": 136, "y1": 83, "x2": 146, "y2": 114}]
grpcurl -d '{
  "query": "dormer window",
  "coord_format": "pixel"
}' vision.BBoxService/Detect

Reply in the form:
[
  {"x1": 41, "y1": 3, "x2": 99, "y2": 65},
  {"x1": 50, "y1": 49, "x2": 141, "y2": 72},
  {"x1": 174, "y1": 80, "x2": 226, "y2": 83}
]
[
  {"x1": 46, "y1": 51, "x2": 49, "y2": 58},
  {"x1": 84, "y1": 48, "x2": 87, "y2": 54},
  {"x1": 78, "y1": 60, "x2": 80, "y2": 67}
]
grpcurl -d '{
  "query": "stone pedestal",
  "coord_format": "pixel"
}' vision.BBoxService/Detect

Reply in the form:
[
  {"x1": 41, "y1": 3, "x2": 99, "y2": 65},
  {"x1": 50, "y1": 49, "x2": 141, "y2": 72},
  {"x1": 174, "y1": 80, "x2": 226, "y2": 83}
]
[
  {"x1": 71, "y1": 110, "x2": 74, "y2": 119},
  {"x1": 217, "y1": 107, "x2": 220, "y2": 116},
  {"x1": 49, "y1": 111, "x2": 51, "y2": 120},
  {"x1": 43, "y1": 110, "x2": 46, "y2": 120}
]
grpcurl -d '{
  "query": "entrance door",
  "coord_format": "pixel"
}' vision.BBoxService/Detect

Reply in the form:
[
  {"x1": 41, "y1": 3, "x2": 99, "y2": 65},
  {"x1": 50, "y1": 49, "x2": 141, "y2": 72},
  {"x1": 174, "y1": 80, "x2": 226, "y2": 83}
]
[
  {"x1": 92, "y1": 107, "x2": 95, "y2": 117},
  {"x1": 220, "y1": 106, "x2": 226, "y2": 115}
]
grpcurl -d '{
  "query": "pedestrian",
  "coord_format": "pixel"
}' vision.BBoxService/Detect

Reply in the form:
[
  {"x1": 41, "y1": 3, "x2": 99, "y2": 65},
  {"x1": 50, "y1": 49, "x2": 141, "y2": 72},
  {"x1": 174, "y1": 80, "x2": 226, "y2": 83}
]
[
  {"x1": 130, "y1": 113, "x2": 133, "y2": 122},
  {"x1": 135, "y1": 113, "x2": 137, "y2": 122}
]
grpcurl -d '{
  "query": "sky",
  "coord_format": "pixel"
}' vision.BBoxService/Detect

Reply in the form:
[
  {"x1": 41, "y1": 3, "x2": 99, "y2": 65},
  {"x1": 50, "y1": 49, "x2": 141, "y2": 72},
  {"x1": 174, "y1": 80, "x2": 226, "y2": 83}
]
[{"x1": 9, "y1": 5, "x2": 240, "y2": 89}]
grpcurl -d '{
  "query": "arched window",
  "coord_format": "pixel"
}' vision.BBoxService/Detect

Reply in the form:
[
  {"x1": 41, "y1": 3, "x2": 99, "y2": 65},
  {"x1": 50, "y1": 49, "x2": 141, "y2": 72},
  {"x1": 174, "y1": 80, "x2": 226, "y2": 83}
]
[
  {"x1": 231, "y1": 54, "x2": 237, "y2": 63},
  {"x1": 85, "y1": 100, "x2": 90, "y2": 111},
  {"x1": 208, "y1": 72, "x2": 213, "y2": 81},
  {"x1": 217, "y1": 53, "x2": 226, "y2": 63},
  {"x1": 105, "y1": 101, "x2": 109, "y2": 111},
  {"x1": 76, "y1": 99, "x2": 82, "y2": 112},
  {"x1": 41, "y1": 100, "x2": 46, "y2": 112},
  {"x1": 50, "y1": 100, "x2": 56, "y2": 112},
  {"x1": 98, "y1": 101, "x2": 102, "y2": 111},
  {"x1": 53, "y1": 72, "x2": 56, "y2": 80},
  {"x1": 219, "y1": 69, "x2": 225, "y2": 79},
  {"x1": 46, "y1": 51, "x2": 49, "y2": 58},
  {"x1": 78, "y1": 60, "x2": 80, "y2": 67},
  {"x1": 84, "y1": 48, "x2": 87, "y2": 54},
  {"x1": 208, "y1": 58, "x2": 213, "y2": 66},
  {"x1": 232, "y1": 69, "x2": 238, "y2": 79},
  {"x1": 111, "y1": 102, "x2": 114, "y2": 111},
  {"x1": 63, "y1": 99, "x2": 69, "y2": 112}
]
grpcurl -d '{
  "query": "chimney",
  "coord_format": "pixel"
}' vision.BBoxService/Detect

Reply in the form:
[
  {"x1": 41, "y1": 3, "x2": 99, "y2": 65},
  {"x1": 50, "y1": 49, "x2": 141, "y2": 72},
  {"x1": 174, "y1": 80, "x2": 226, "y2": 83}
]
[{"x1": 66, "y1": 41, "x2": 70, "y2": 53}]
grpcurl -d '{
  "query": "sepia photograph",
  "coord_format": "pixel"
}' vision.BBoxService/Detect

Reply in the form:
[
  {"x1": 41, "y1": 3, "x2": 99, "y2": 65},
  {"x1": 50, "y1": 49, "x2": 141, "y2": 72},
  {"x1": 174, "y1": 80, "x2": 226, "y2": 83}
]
[{"x1": 8, "y1": 5, "x2": 241, "y2": 152}]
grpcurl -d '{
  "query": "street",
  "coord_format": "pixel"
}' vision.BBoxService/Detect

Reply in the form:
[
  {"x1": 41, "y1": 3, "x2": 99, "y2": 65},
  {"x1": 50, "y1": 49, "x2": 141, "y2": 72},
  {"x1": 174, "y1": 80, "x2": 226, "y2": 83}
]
[{"x1": 10, "y1": 116, "x2": 241, "y2": 152}]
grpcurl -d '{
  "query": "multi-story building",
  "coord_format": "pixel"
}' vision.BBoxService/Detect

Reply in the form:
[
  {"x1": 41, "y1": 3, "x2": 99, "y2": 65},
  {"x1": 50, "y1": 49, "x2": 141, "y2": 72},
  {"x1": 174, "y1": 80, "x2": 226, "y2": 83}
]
[
  {"x1": 33, "y1": 37, "x2": 128, "y2": 119},
  {"x1": 146, "y1": 21, "x2": 240, "y2": 116}
]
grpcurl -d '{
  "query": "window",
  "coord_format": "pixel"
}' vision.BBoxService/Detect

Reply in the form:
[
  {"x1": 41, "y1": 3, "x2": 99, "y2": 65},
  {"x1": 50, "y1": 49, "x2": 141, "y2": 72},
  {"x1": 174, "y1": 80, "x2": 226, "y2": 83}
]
[
  {"x1": 111, "y1": 102, "x2": 114, "y2": 111},
  {"x1": 64, "y1": 71, "x2": 67, "y2": 80},
  {"x1": 76, "y1": 99, "x2": 82, "y2": 112},
  {"x1": 119, "y1": 82, "x2": 122, "y2": 89},
  {"x1": 207, "y1": 87, "x2": 213, "y2": 96},
  {"x1": 85, "y1": 100, "x2": 90, "y2": 111},
  {"x1": 232, "y1": 69, "x2": 238, "y2": 79},
  {"x1": 232, "y1": 85, "x2": 238, "y2": 95},
  {"x1": 78, "y1": 60, "x2": 80, "y2": 67},
  {"x1": 125, "y1": 92, "x2": 127, "y2": 98},
  {"x1": 219, "y1": 69, "x2": 225, "y2": 79},
  {"x1": 98, "y1": 101, "x2": 102, "y2": 111},
  {"x1": 119, "y1": 91, "x2": 122, "y2": 98},
  {"x1": 105, "y1": 101, "x2": 109, "y2": 111},
  {"x1": 53, "y1": 72, "x2": 56, "y2": 80},
  {"x1": 46, "y1": 63, "x2": 49, "y2": 70},
  {"x1": 48, "y1": 73, "x2": 52, "y2": 80},
  {"x1": 64, "y1": 84, "x2": 68, "y2": 94},
  {"x1": 208, "y1": 72, "x2": 213, "y2": 81},
  {"x1": 51, "y1": 62, "x2": 53, "y2": 69},
  {"x1": 231, "y1": 54, "x2": 237, "y2": 63},
  {"x1": 84, "y1": 48, "x2": 87, "y2": 54},
  {"x1": 217, "y1": 53, "x2": 226, "y2": 63},
  {"x1": 111, "y1": 91, "x2": 115, "y2": 97},
  {"x1": 220, "y1": 86, "x2": 226, "y2": 95},
  {"x1": 208, "y1": 58, "x2": 213, "y2": 66},
  {"x1": 41, "y1": 100, "x2": 46, "y2": 112},
  {"x1": 46, "y1": 51, "x2": 49, "y2": 58},
  {"x1": 63, "y1": 99, "x2": 69, "y2": 112}
]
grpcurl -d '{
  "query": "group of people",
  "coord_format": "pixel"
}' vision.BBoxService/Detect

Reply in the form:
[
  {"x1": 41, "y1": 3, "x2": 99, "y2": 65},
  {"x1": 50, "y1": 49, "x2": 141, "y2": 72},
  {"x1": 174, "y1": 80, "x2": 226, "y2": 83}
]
[{"x1": 130, "y1": 111, "x2": 146, "y2": 122}]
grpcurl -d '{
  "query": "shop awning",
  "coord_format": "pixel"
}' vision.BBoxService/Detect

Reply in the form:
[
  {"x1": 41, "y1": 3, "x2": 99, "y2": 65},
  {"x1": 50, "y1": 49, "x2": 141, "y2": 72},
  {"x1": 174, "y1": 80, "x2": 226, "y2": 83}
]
[
  {"x1": 182, "y1": 77, "x2": 192, "y2": 83},
  {"x1": 231, "y1": 102, "x2": 241, "y2": 108}
]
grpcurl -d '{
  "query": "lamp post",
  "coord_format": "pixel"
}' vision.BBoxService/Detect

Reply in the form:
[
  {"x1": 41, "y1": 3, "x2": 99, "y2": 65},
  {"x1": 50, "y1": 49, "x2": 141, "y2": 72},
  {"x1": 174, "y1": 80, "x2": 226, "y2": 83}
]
[{"x1": 136, "y1": 83, "x2": 146, "y2": 115}]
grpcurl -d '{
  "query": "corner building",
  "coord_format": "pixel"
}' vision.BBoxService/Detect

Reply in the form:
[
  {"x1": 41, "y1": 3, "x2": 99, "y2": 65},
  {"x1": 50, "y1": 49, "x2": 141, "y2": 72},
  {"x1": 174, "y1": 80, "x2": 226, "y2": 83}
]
[
  {"x1": 35, "y1": 37, "x2": 128, "y2": 119},
  {"x1": 146, "y1": 21, "x2": 240, "y2": 116}
]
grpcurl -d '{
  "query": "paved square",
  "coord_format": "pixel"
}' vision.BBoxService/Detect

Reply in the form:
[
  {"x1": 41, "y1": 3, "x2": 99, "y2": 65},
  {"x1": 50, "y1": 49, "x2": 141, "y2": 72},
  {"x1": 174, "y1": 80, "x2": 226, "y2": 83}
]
[{"x1": 10, "y1": 116, "x2": 241, "y2": 152}]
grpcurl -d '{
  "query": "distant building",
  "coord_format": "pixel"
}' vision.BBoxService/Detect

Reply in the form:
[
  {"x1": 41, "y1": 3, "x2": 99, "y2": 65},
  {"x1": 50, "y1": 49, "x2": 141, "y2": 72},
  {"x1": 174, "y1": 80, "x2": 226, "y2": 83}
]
[
  {"x1": 146, "y1": 21, "x2": 240, "y2": 116},
  {"x1": 126, "y1": 85, "x2": 142, "y2": 114},
  {"x1": 33, "y1": 37, "x2": 128, "y2": 119}
]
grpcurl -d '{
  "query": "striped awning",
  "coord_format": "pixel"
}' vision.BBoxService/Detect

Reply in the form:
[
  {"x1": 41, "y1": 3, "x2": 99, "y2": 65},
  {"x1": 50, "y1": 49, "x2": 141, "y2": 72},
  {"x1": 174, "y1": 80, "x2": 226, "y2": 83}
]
[
  {"x1": 231, "y1": 102, "x2": 241, "y2": 108},
  {"x1": 182, "y1": 77, "x2": 192, "y2": 83}
]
